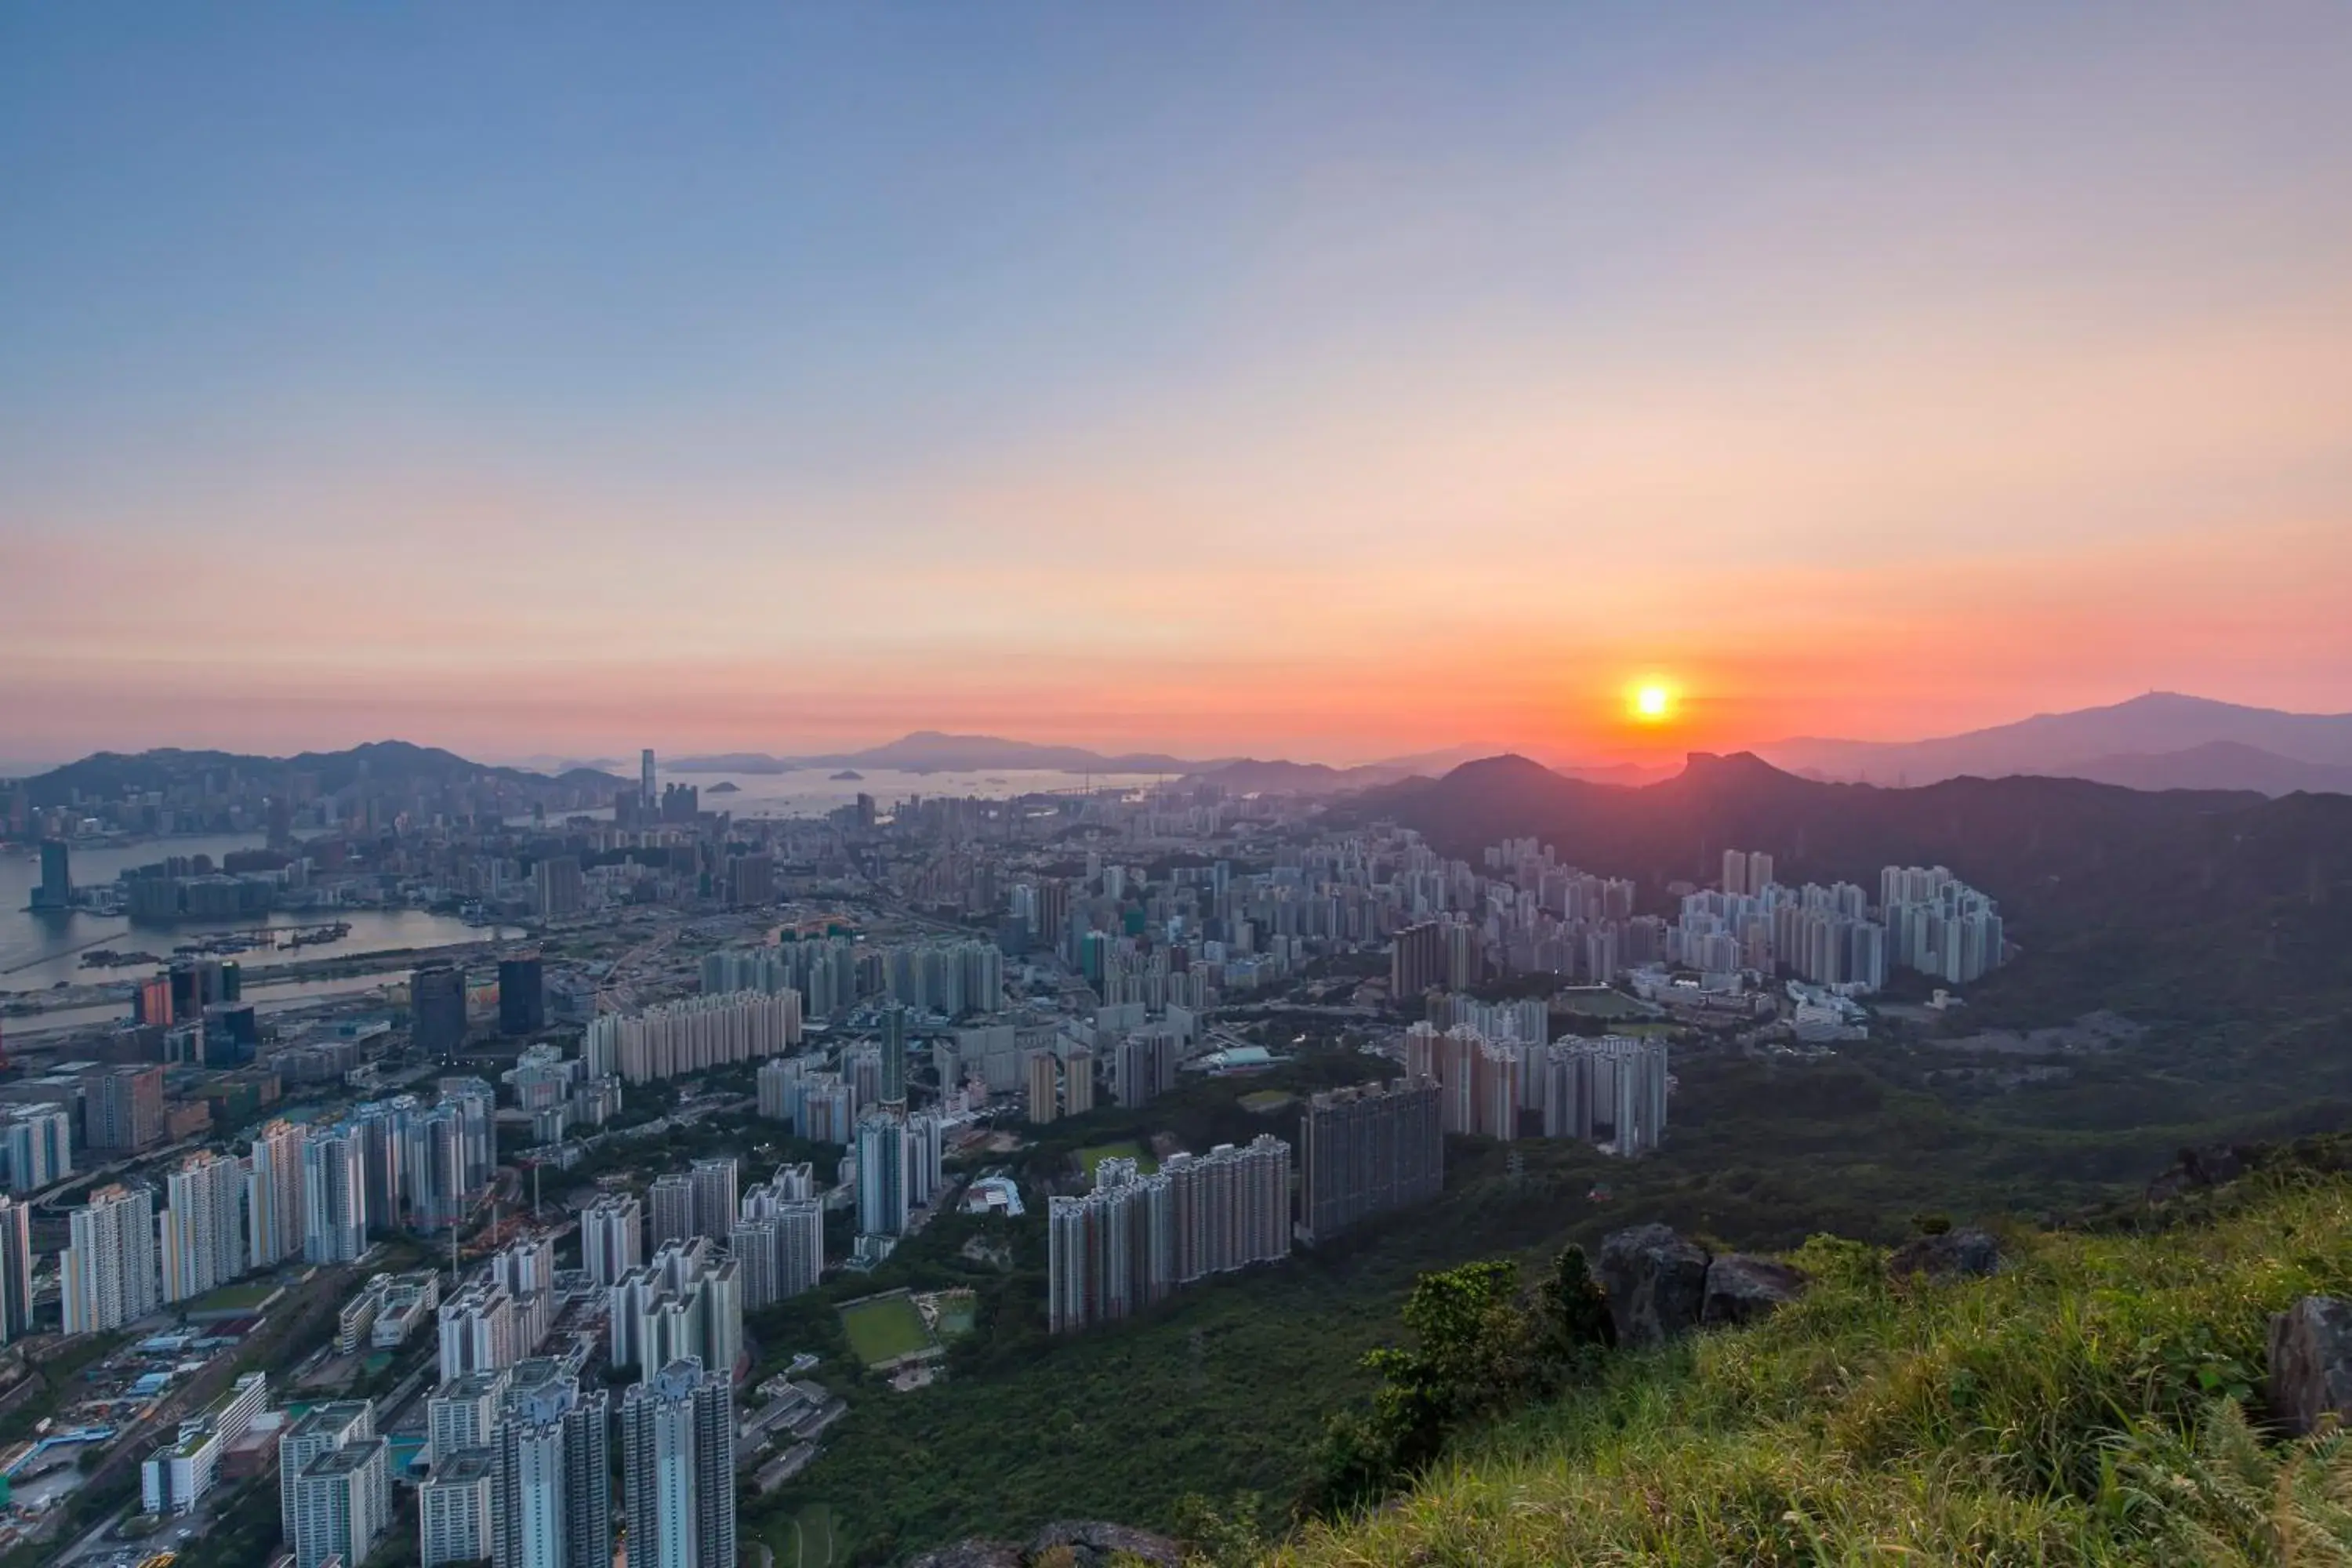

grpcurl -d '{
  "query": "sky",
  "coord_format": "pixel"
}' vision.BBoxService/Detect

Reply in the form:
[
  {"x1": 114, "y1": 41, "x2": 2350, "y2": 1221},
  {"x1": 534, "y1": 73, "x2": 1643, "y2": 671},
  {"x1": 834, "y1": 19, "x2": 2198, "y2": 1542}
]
[{"x1": 3, "y1": 3, "x2": 2350, "y2": 769}]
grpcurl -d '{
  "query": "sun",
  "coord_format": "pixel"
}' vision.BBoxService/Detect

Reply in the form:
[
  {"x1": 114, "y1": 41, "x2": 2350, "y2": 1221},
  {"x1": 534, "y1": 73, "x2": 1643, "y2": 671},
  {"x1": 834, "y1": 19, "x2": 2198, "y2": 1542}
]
[{"x1": 1629, "y1": 681, "x2": 1675, "y2": 723}]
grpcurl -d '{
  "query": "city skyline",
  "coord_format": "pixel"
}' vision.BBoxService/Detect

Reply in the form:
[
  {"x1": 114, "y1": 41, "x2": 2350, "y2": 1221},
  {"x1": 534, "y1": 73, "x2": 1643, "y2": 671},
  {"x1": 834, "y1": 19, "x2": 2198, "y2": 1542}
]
[{"x1": 5, "y1": 5, "x2": 2350, "y2": 765}]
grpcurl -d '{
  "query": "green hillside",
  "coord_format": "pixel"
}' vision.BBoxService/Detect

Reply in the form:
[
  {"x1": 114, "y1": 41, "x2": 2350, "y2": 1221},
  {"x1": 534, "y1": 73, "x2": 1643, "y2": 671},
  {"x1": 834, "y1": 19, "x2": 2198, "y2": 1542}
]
[{"x1": 1265, "y1": 1166, "x2": 2352, "y2": 1566}]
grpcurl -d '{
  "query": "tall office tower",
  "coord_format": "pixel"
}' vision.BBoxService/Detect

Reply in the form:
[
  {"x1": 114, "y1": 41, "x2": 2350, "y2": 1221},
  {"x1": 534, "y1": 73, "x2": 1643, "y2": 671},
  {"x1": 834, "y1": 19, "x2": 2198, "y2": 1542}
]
[
  {"x1": 1024, "y1": 1051, "x2": 1059, "y2": 1123},
  {"x1": 532, "y1": 858, "x2": 586, "y2": 920},
  {"x1": 498, "y1": 954, "x2": 547, "y2": 1036},
  {"x1": 1748, "y1": 851, "x2": 1776, "y2": 892},
  {"x1": 641, "y1": 748, "x2": 657, "y2": 810},
  {"x1": 1722, "y1": 848, "x2": 1749, "y2": 897},
  {"x1": 291, "y1": 1436, "x2": 391, "y2": 1568},
  {"x1": 427, "y1": 1370, "x2": 510, "y2": 1467},
  {"x1": 161, "y1": 1152, "x2": 247, "y2": 1301},
  {"x1": 621, "y1": 1359, "x2": 737, "y2": 1568},
  {"x1": 579, "y1": 1193, "x2": 644, "y2": 1286},
  {"x1": 412, "y1": 961, "x2": 469, "y2": 1056},
  {"x1": 247, "y1": 1119, "x2": 308, "y2": 1269},
  {"x1": 1298, "y1": 1077, "x2": 1445, "y2": 1245},
  {"x1": 490, "y1": 1376, "x2": 612, "y2": 1568},
  {"x1": 133, "y1": 973, "x2": 175, "y2": 1026},
  {"x1": 32, "y1": 839, "x2": 71, "y2": 909},
  {"x1": 303, "y1": 1125, "x2": 368, "y2": 1264},
  {"x1": 1062, "y1": 1047, "x2": 1095, "y2": 1116},
  {"x1": 1388, "y1": 920, "x2": 1443, "y2": 1000},
  {"x1": 648, "y1": 1174, "x2": 695, "y2": 1250},
  {"x1": 880, "y1": 1005, "x2": 909, "y2": 1107},
  {"x1": 419, "y1": 1448, "x2": 495, "y2": 1568},
  {"x1": 62, "y1": 1183, "x2": 159, "y2": 1334},
  {"x1": 689, "y1": 1158, "x2": 738, "y2": 1244},
  {"x1": 855, "y1": 1114, "x2": 909, "y2": 1239},
  {"x1": 0, "y1": 1196, "x2": 29, "y2": 1343},
  {"x1": 755, "y1": 1056, "x2": 804, "y2": 1123},
  {"x1": 278, "y1": 1401, "x2": 378, "y2": 1553},
  {"x1": 82, "y1": 1063, "x2": 165, "y2": 1154},
  {"x1": 2, "y1": 1104, "x2": 73, "y2": 1193}
]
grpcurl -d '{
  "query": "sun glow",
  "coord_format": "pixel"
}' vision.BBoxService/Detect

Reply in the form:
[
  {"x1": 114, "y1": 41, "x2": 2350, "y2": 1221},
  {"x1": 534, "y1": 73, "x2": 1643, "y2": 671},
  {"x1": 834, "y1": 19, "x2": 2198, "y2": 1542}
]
[{"x1": 1630, "y1": 681, "x2": 1676, "y2": 723}]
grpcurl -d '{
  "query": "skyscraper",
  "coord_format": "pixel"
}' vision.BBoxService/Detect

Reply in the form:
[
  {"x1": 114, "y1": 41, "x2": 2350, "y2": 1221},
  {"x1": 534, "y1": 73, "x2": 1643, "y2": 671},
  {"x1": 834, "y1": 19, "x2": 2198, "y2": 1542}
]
[
  {"x1": 489, "y1": 1374, "x2": 612, "y2": 1568},
  {"x1": 280, "y1": 1401, "x2": 377, "y2": 1549},
  {"x1": 0, "y1": 1196, "x2": 34, "y2": 1344},
  {"x1": 32, "y1": 839, "x2": 71, "y2": 910},
  {"x1": 62, "y1": 1183, "x2": 160, "y2": 1334},
  {"x1": 419, "y1": 1448, "x2": 495, "y2": 1568},
  {"x1": 303, "y1": 1126, "x2": 368, "y2": 1264},
  {"x1": 648, "y1": 1174, "x2": 695, "y2": 1250},
  {"x1": 498, "y1": 954, "x2": 546, "y2": 1036},
  {"x1": 1389, "y1": 919, "x2": 1443, "y2": 999},
  {"x1": 2, "y1": 1104, "x2": 73, "y2": 1193},
  {"x1": 291, "y1": 1437, "x2": 391, "y2": 1568},
  {"x1": 412, "y1": 961, "x2": 469, "y2": 1057},
  {"x1": 1025, "y1": 1050, "x2": 1059, "y2": 1123},
  {"x1": 1298, "y1": 1076, "x2": 1445, "y2": 1245},
  {"x1": 579, "y1": 1193, "x2": 643, "y2": 1287},
  {"x1": 248, "y1": 1119, "x2": 308, "y2": 1270},
  {"x1": 82, "y1": 1064, "x2": 165, "y2": 1154},
  {"x1": 689, "y1": 1158, "x2": 738, "y2": 1244},
  {"x1": 881, "y1": 1004, "x2": 909, "y2": 1108},
  {"x1": 855, "y1": 1114, "x2": 909, "y2": 1239},
  {"x1": 619, "y1": 1359, "x2": 736, "y2": 1568},
  {"x1": 641, "y1": 748, "x2": 657, "y2": 811},
  {"x1": 161, "y1": 1152, "x2": 248, "y2": 1301}
]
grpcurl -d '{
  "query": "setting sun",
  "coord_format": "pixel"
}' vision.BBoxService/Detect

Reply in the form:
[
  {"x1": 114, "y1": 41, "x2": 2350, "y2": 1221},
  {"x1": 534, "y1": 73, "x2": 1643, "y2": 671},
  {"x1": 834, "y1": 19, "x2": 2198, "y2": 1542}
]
[{"x1": 1632, "y1": 682, "x2": 1675, "y2": 723}]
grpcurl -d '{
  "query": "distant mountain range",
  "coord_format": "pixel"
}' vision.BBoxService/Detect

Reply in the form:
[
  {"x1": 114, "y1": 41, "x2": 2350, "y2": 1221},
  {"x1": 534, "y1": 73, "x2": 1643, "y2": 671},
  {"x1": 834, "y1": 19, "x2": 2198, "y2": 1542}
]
[
  {"x1": 1758, "y1": 693, "x2": 2352, "y2": 795},
  {"x1": 17, "y1": 739, "x2": 626, "y2": 808}
]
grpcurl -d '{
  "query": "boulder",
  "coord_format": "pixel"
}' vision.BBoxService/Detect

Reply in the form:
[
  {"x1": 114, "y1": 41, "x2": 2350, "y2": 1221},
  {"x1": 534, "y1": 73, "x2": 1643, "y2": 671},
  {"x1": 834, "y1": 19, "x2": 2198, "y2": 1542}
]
[
  {"x1": 1026, "y1": 1523, "x2": 1186, "y2": 1568},
  {"x1": 1701, "y1": 1254, "x2": 1808, "y2": 1327},
  {"x1": 1886, "y1": 1227, "x2": 2001, "y2": 1280},
  {"x1": 1598, "y1": 1224, "x2": 1711, "y2": 1348},
  {"x1": 2270, "y1": 1295, "x2": 2352, "y2": 1437}
]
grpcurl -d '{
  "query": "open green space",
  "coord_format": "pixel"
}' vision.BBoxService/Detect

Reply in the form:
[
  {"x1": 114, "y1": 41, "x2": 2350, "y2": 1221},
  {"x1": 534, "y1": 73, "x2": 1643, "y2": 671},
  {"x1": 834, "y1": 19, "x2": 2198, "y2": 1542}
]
[
  {"x1": 932, "y1": 1291, "x2": 978, "y2": 1338},
  {"x1": 1239, "y1": 1089, "x2": 1297, "y2": 1115},
  {"x1": 760, "y1": 1502, "x2": 839, "y2": 1568},
  {"x1": 186, "y1": 1279, "x2": 280, "y2": 1312},
  {"x1": 1553, "y1": 986, "x2": 1645, "y2": 1018},
  {"x1": 1076, "y1": 1140, "x2": 1157, "y2": 1179},
  {"x1": 838, "y1": 1294, "x2": 932, "y2": 1367}
]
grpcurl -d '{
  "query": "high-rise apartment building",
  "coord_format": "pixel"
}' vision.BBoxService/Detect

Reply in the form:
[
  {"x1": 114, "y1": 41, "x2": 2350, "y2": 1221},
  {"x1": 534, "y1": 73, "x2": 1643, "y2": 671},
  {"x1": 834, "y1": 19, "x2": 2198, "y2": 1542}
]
[
  {"x1": 291, "y1": 1436, "x2": 391, "y2": 1568},
  {"x1": 82, "y1": 1064, "x2": 165, "y2": 1154},
  {"x1": 62, "y1": 1183, "x2": 160, "y2": 1334},
  {"x1": 303, "y1": 1124, "x2": 368, "y2": 1263},
  {"x1": 732, "y1": 1166, "x2": 824, "y2": 1308},
  {"x1": 419, "y1": 1447, "x2": 495, "y2": 1567},
  {"x1": 161, "y1": 1152, "x2": 247, "y2": 1302},
  {"x1": 248, "y1": 1118, "x2": 308, "y2": 1269},
  {"x1": 1063, "y1": 1047, "x2": 1096, "y2": 1116},
  {"x1": 278, "y1": 1400, "x2": 379, "y2": 1555},
  {"x1": 1024, "y1": 1050, "x2": 1060, "y2": 1123},
  {"x1": 585, "y1": 990, "x2": 801, "y2": 1085},
  {"x1": 1534, "y1": 1036, "x2": 1671, "y2": 1155},
  {"x1": 533, "y1": 858, "x2": 586, "y2": 920},
  {"x1": 880, "y1": 1005, "x2": 909, "y2": 1107},
  {"x1": 619, "y1": 1359, "x2": 736, "y2": 1568},
  {"x1": 1298, "y1": 1076, "x2": 1444, "y2": 1245},
  {"x1": 648, "y1": 1174, "x2": 695, "y2": 1250},
  {"x1": 607, "y1": 1240, "x2": 742, "y2": 1378},
  {"x1": 579, "y1": 1193, "x2": 644, "y2": 1286},
  {"x1": 689, "y1": 1157, "x2": 738, "y2": 1244},
  {"x1": 855, "y1": 1114, "x2": 909, "y2": 1239},
  {"x1": 1047, "y1": 1136, "x2": 1290, "y2": 1334},
  {"x1": 438, "y1": 1284, "x2": 526, "y2": 1382},
  {"x1": 2, "y1": 1104, "x2": 72, "y2": 1193},
  {"x1": 489, "y1": 1373, "x2": 612, "y2": 1568},
  {"x1": 1388, "y1": 920, "x2": 1444, "y2": 999},
  {"x1": 427, "y1": 1370, "x2": 509, "y2": 1467}
]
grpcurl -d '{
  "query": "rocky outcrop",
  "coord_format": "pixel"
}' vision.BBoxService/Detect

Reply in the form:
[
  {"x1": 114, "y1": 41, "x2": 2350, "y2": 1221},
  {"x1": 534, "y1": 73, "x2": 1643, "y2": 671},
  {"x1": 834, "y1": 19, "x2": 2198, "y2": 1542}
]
[
  {"x1": 1701, "y1": 1254, "x2": 1808, "y2": 1327},
  {"x1": 1599, "y1": 1224, "x2": 1713, "y2": 1348},
  {"x1": 909, "y1": 1522, "x2": 1184, "y2": 1568},
  {"x1": 1886, "y1": 1228, "x2": 2002, "y2": 1280},
  {"x1": 2270, "y1": 1295, "x2": 2352, "y2": 1437}
]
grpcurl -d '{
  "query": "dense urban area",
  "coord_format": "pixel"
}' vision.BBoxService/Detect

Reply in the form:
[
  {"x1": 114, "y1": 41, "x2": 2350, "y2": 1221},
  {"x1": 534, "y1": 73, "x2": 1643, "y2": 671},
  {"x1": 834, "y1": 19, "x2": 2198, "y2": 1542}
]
[{"x1": 0, "y1": 735, "x2": 2277, "y2": 1568}]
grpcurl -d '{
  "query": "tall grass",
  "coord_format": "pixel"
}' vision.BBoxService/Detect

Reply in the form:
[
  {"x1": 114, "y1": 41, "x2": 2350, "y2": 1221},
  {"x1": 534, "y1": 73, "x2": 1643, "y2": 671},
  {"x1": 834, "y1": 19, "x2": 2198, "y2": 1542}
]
[{"x1": 1266, "y1": 1174, "x2": 2352, "y2": 1566}]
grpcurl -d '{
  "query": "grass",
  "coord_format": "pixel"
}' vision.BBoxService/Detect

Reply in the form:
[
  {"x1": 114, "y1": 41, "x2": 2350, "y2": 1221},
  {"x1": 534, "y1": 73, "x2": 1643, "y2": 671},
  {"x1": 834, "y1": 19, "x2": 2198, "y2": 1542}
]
[
  {"x1": 839, "y1": 1294, "x2": 933, "y2": 1367},
  {"x1": 184, "y1": 1280, "x2": 279, "y2": 1312},
  {"x1": 760, "y1": 1503, "x2": 838, "y2": 1568},
  {"x1": 1271, "y1": 1174, "x2": 2352, "y2": 1567},
  {"x1": 1240, "y1": 1091, "x2": 1298, "y2": 1115},
  {"x1": 1078, "y1": 1140, "x2": 1158, "y2": 1180}
]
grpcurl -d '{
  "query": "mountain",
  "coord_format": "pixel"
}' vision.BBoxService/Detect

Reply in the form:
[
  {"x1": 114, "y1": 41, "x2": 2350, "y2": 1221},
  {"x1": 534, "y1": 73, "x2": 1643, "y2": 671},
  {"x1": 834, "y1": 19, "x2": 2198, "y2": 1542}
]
[
  {"x1": 1759, "y1": 691, "x2": 2352, "y2": 792},
  {"x1": 2062, "y1": 740, "x2": 2352, "y2": 796},
  {"x1": 669, "y1": 733, "x2": 1201, "y2": 775},
  {"x1": 20, "y1": 740, "x2": 627, "y2": 808},
  {"x1": 1178, "y1": 757, "x2": 1416, "y2": 794}
]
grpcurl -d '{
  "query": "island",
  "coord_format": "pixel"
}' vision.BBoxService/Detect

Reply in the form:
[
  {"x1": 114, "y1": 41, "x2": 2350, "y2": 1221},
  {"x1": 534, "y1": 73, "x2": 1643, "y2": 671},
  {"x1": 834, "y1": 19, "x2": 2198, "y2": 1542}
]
[{"x1": 829, "y1": 769, "x2": 864, "y2": 781}]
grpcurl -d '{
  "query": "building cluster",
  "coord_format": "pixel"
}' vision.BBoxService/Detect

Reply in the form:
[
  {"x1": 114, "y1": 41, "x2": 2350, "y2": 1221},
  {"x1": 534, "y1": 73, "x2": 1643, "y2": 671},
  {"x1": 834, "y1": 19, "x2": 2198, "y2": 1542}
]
[
  {"x1": 1046, "y1": 1136, "x2": 1291, "y2": 1334},
  {"x1": 701, "y1": 935, "x2": 1004, "y2": 1022},
  {"x1": 1403, "y1": 1022, "x2": 1671, "y2": 1154},
  {"x1": 586, "y1": 988, "x2": 803, "y2": 1085}
]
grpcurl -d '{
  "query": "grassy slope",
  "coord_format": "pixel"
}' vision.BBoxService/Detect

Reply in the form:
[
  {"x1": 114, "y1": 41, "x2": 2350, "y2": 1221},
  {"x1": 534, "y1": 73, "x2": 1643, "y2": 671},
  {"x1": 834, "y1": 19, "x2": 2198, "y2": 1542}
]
[{"x1": 1275, "y1": 1174, "x2": 2352, "y2": 1566}]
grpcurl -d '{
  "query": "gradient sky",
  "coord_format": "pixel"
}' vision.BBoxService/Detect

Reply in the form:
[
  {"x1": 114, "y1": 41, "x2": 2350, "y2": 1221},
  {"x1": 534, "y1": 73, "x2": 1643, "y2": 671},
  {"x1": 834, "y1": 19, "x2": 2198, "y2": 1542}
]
[{"x1": 4, "y1": 4, "x2": 2350, "y2": 768}]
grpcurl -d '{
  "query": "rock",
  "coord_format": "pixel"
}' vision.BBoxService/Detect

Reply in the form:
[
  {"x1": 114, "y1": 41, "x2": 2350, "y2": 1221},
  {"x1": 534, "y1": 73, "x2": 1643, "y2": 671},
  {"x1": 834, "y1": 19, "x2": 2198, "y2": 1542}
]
[
  {"x1": 1886, "y1": 1227, "x2": 2002, "y2": 1280},
  {"x1": 1598, "y1": 1224, "x2": 1711, "y2": 1348},
  {"x1": 1702, "y1": 1254, "x2": 1808, "y2": 1327},
  {"x1": 1026, "y1": 1522, "x2": 1185, "y2": 1567},
  {"x1": 2270, "y1": 1296, "x2": 2352, "y2": 1437},
  {"x1": 908, "y1": 1544, "x2": 1024, "y2": 1568}
]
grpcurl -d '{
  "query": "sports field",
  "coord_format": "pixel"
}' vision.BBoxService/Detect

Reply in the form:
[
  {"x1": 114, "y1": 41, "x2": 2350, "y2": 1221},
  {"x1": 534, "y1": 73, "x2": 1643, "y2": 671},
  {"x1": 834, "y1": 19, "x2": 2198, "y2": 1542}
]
[{"x1": 839, "y1": 1294, "x2": 932, "y2": 1367}]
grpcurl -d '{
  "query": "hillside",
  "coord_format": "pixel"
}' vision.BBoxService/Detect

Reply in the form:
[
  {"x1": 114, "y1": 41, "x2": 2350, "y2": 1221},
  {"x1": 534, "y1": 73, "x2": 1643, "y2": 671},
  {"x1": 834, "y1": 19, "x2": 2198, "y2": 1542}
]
[
  {"x1": 1268, "y1": 1163, "x2": 2352, "y2": 1566},
  {"x1": 20, "y1": 739, "x2": 624, "y2": 805}
]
